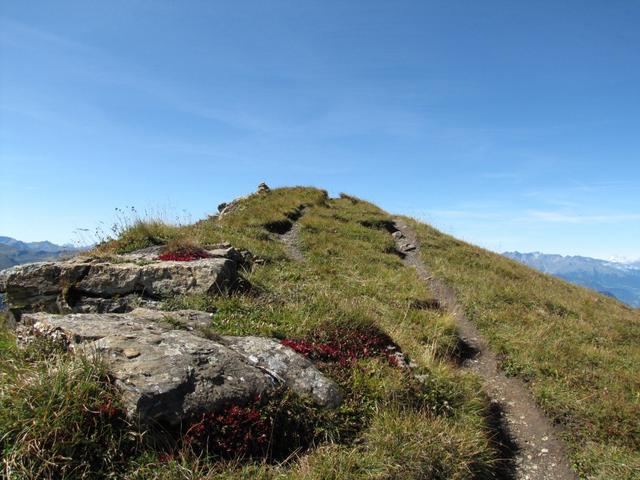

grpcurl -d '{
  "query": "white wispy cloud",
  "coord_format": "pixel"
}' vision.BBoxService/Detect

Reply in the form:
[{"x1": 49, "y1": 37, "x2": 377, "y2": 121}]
[
  {"x1": 412, "y1": 206, "x2": 640, "y2": 226},
  {"x1": 421, "y1": 209, "x2": 504, "y2": 220},
  {"x1": 526, "y1": 211, "x2": 640, "y2": 224},
  {"x1": 0, "y1": 17, "x2": 88, "y2": 51}
]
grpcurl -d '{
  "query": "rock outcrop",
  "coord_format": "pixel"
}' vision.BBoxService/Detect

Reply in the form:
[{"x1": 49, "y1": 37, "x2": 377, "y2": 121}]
[
  {"x1": 20, "y1": 308, "x2": 342, "y2": 426},
  {"x1": 3, "y1": 236, "x2": 343, "y2": 429},
  {"x1": 0, "y1": 245, "x2": 243, "y2": 317},
  {"x1": 220, "y1": 336, "x2": 340, "y2": 408}
]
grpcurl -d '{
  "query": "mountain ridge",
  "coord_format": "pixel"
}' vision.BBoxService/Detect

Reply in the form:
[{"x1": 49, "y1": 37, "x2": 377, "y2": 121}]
[
  {"x1": 503, "y1": 251, "x2": 640, "y2": 307},
  {"x1": 1, "y1": 187, "x2": 638, "y2": 479},
  {"x1": 0, "y1": 236, "x2": 81, "y2": 270}
]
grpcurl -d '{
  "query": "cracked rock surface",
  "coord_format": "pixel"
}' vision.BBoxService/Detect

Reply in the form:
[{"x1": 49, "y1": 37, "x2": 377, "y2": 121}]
[
  {"x1": 0, "y1": 245, "x2": 242, "y2": 316},
  {"x1": 20, "y1": 308, "x2": 342, "y2": 426}
]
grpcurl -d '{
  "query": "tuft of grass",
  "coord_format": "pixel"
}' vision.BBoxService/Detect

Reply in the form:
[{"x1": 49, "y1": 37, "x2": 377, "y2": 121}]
[
  {"x1": 360, "y1": 408, "x2": 496, "y2": 480},
  {"x1": 0, "y1": 333, "x2": 143, "y2": 478},
  {"x1": 157, "y1": 238, "x2": 211, "y2": 261},
  {"x1": 95, "y1": 219, "x2": 181, "y2": 255},
  {"x1": 87, "y1": 205, "x2": 191, "y2": 255}
]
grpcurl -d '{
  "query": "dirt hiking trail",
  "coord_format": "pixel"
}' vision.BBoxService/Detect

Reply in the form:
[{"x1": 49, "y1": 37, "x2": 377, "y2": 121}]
[
  {"x1": 278, "y1": 207, "x2": 306, "y2": 262},
  {"x1": 393, "y1": 218, "x2": 577, "y2": 480}
]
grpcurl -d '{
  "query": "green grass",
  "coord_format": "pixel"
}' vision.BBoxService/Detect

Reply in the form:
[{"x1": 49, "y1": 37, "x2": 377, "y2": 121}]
[
  {"x1": 1, "y1": 187, "x2": 503, "y2": 478},
  {"x1": 408, "y1": 217, "x2": 640, "y2": 479},
  {"x1": 0, "y1": 336, "x2": 143, "y2": 478},
  {"x1": 8, "y1": 186, "x2": 638, "y2": 478}
]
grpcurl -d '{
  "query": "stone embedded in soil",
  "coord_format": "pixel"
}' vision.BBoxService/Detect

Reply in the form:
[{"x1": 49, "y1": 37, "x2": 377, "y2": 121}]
[
  {"x1": 220, "y1": 336, "x2": 343, "y2": 408},
  {"x1": 19, "y1": 308, "x2": 342, "y2": 426},
  {"x1": 401, "y1": 243, "x2": 417, "y2": 252},
  {"x1": 0, "y1": 245, "x2": 242, "y2": 316},
  {"x1": 390, "y1": 230, "x2": 418, "y2": 253}
]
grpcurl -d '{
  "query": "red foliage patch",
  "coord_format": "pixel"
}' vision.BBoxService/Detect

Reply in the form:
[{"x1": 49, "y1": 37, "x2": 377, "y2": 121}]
[
  {"x1": 281, "y1": 338, "x2": 315, "y2": 357},
  {"x1": 158, "y1": 452, "x2": 175, "y2": 463},
  {"x1": 157, "y1": 249, "x2": 211, "y2": 262},
  {"x1": 183, "y1": 403, "x2": 269, "y2": 458},
  {"x1": 96, "y1": 399, "x2": 124, "y2": 418},
  {"x1": 282, "y1": 325, "x2": 401, "y2": 367}
]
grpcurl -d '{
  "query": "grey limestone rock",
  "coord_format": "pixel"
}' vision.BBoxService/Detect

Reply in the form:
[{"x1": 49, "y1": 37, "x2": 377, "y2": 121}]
[
  {"x1": 221, "y1": 336, "x2": 342, "y2": 408},
  {"x1": 0, "y1": 246, "x2": 241, "y2": 316},
  {"x1": 19, "y1": 308, "x2": 342, "y2": 426}
]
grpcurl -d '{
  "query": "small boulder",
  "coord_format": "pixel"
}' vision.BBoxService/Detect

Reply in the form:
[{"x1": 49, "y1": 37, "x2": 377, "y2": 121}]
[
  {"x1": 19, "y1": 308, "x2": 342, "y2": 426},
  {"x1": 400, "y1": 243, "x2": 417, "y2": 252},
  {"x1": 221, "y1": 336, "x2": 342, "y2": 408}
]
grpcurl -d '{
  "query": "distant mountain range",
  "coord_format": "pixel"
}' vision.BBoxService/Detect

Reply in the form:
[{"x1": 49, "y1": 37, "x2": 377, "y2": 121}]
[
  {"x1": 3, "y1": 234, "x2": 638, "y2": 310},
  {"x1": 0, "y1": 236, "x2": 82, "y2": 270},
  {"x1": 0, "y1": 236, "x2": 83, "y2": 310},
  {"x1": 503, "y1": 251, "x2": 640, "y2": 308}
]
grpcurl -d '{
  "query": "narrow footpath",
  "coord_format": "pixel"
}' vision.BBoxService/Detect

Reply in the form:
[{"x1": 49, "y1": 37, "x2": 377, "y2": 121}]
[
  {"x1": 393, "y1": 218, "x2": 577, "y2": 480},
  {"x1": 278, "y1": 209, "x2": 306, "y2": 262},
  {"x1": 280, "y1": 222, "x2": 304, "y2": 262}
]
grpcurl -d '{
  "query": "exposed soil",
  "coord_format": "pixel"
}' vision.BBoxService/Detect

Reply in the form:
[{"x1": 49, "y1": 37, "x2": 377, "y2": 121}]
[
  {"x1": 392, "y1": 218, "x2": 577, "y2": 480},
  {"x1": 278, "y1": 207, "x2": 306, "y2": 262}
]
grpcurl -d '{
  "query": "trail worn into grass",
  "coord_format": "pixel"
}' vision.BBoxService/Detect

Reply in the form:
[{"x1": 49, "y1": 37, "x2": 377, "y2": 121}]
[
  {"x1": 393, "y1": 218, "x2": 577, "y2": 480},
  {"x1": 278, "y1": 208, "x2": 306, "y2": 262}
]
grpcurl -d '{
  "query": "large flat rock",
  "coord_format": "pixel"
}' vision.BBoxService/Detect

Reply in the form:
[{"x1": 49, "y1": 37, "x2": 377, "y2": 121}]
[
  {"x1": 20, "y1": 308, "x2": 342, "y2": 426},
  {"x1": 0, "y1": 245, "x2": 241, "y2": 315}
]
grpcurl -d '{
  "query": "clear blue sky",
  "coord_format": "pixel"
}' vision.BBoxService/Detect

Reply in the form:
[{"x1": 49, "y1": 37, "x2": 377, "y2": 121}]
[{"x1": 1, "y1": 1, "x2": 639, "y2": 259}]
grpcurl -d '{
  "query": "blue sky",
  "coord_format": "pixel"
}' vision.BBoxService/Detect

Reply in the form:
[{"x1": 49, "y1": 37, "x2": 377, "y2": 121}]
[{"x1": 1, "y1": 1, "x2": 639, "y2": 259}]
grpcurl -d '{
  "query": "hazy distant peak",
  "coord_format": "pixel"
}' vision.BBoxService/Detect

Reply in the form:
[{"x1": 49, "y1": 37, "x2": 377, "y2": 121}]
[
  {"x1": 0, "y1": 236, "x2": 78, "y2": 252},
  {"x1": 0, "y1": 236, "x2": 82, "y2": 271},
  {"x1": 503, "y1": 251, "x2": 640, "y2": 307}
]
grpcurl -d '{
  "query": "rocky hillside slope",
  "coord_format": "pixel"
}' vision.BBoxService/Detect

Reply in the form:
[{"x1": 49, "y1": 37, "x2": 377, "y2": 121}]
[{"x1": 1, "y1": 186, "x2": 638, "y2": 479}]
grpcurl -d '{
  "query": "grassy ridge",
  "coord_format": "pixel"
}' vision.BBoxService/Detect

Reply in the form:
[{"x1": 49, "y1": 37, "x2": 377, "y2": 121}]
[
  {"x1": 1, "y1": 188, "x2": 502, "y2": 479},
  {"x1": 408, "y1": 217, "x2": 640, "y2": 479}
]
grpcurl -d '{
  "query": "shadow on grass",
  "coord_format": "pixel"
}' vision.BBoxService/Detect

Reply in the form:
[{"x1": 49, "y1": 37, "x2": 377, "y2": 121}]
[
  {"x1": 452, "y1": 337, "x2": 480, "y2": 366},
  {"x1": 485, "y1": 401, "x2": 519, "y2": 480}
]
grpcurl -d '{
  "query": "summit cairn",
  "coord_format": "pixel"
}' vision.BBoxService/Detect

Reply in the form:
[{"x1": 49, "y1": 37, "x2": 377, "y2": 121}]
[{"x1": 217, "y1": 183, "x2": 270, "y2": 218}]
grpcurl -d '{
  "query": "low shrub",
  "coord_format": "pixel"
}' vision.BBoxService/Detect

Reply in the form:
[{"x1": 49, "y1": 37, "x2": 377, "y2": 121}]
[
  {"x1": 179, "y1": 389, "x2": 351, "y2": 463},
  {"x1": 183, "y1": 403, "x2": 270, "y2": 459},
  {"x1": 281, "y1": 323, "x2": 401, "y2": 367},
  {"x1": 157, "y1": 238, "x2": 211, "y2": 262}
]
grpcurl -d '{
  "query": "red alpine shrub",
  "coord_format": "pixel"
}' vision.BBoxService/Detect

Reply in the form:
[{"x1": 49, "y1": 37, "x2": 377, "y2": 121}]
[
  {"x1": 157, "y1": 452, "x2": 175, "y2": 463},
  {"x1": 280, "y1": 338, "x2": 315, "y2": 357},
  {"x1": 183, "y1": 403, "x2": 269, "y2": 458},
  {"x1": 96, "y1": 399, "x2": 124, "y2": 418},
  {"x1": 157, "y1": 249, "x2": 211, "y2": 262},
  {"x1": 281, "y1": 324, "x2": 402, "y2": 367}
]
